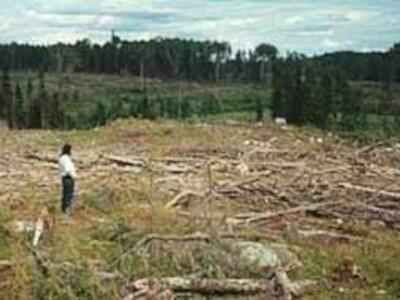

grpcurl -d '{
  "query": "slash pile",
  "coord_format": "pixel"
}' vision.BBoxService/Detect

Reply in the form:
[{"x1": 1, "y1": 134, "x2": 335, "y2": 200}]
[{"x1": 0, "y1": 121, "x2": 400, "y2": 299}]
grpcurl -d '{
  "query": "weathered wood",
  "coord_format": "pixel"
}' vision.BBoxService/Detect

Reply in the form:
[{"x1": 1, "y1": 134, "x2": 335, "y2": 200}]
[
  {"x1": 166, "y1": 191, "x2": 204, "y2": 209},
  {"x1": 156, "y1": 163, "x2": 193, "y2": 174},
  {"x1": 339, "y1": 182, "x2": 400, "y2": 200},
  {"x1": 129, "y1": 277, "x2": 276, "y2": 295},
  {"x1": 32, "y1": 218, "x2": 44, "y2": 247},
  {"x1": 296, "y1": 229, "x2": 372, "y2": 243},
  {"x1": 101, "y1": 154, "x2": 147, "y2": 167},
  {"x1": 227, "y1": 200, "x2": 346, "y2": 226},
  {"x1": 275, "y1": 270, "x2": 317, "y2": 300},
  {"x1": 356, "y1": 141, "x2": 389, "y2": 156},
  {"x1": 126, "y1": 273, "x2": 317, "y2": 299}
]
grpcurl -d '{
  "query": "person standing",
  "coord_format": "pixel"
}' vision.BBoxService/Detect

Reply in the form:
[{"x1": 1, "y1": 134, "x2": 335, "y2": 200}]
[{"x1": 58, "y1": 144, "x2": 76, "y2": 214}]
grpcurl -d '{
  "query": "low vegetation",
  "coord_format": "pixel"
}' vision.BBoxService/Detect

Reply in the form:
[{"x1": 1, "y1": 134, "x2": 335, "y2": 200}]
[{"x1": 1, "y1": 119, "x2": 400, "y2": 299}]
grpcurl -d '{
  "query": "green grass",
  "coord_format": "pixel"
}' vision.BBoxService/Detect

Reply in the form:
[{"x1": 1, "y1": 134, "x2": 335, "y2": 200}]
[
  {"x1": 2, "y1": 119, "x2": 400, "y2": 299},
  {"x1": 12, "y1": 72, "x2": 271, "y2": 129}
]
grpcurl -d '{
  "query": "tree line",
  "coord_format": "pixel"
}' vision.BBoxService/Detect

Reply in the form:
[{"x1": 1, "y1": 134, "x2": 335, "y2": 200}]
[
  {"x1": 0, "y1": 36, "x2": 279, "y2": 83},
  {"x1": 0, "y1": 36, "x2": 399, "y2": 133},
  {"x1": 0, "y1": 70, "x2": 243, "y2": 129},
  {"x1": 0, "y1": 36, "x2": 398, "y2": 84},
  {"x1": 272, "y1": 44, "x2": 400, "y2": 133},
  {"x1": 0, "y1": 70, "x2": 65, "y2": 129}
]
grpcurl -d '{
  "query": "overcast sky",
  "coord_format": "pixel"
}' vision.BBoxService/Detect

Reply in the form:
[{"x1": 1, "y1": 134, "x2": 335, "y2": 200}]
[{"x1": 0, "y1": 0, "x2": 399, "y2": 54}]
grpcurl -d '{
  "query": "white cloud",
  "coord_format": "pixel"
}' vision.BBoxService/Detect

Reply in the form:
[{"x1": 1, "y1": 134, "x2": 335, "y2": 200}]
[
  {"x1": 0, "y1": 0, "x2": 398, "y2": 54},
  {"x1": 285, "y1": 16, "x2": 304, "y2": 25},
  {"x1": 325, "y1": 10, "x2": 376, "y2": 22},
  {"x1": 291, "y1": 30, "x2": 334, "y2": 37},
  {"x1": 97, "y1": 15, "x2": 115, "y2": 26},
  {"x1": 321, "y1": 38, "x2": 354, "y2": 49}
]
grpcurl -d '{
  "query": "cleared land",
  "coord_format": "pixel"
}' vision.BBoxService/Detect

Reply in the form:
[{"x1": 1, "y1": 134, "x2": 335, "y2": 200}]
[
  {"x1": 0, "y1": 119, "x2": 400, "y2": 299},
  {"x1": 14, "y1": 73, "x2": 270, "y2": 126}
]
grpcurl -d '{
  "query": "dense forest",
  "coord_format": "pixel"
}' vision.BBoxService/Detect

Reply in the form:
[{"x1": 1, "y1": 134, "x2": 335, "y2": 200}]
[
  {"x1": 0, "y1": 35, "x2": 399, "y2": 134},
  {"x1": 0, "y1": 36, "x2": 399, "y2": 83}
]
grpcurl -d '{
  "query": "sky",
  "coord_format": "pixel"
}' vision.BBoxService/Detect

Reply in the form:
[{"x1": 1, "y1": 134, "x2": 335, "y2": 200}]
[{"x1": 0, "y1": 0, "x2": 399, "y2": 54}]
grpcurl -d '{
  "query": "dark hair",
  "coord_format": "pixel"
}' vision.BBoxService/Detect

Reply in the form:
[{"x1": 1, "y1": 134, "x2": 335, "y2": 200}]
[{"x1": 61, "y1": 144, "x2": 72, "y2": 155}]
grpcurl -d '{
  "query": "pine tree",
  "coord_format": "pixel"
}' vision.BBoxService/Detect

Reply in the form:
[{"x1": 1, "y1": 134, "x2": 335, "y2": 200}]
[
  {"x1": 137, "y1": 88, "x2": 157, "y2": 119},
  {"x1": 181, "y1": 96, "x2": 192, "y2": 119},
  {"x1": 27, "y1": 80, "x2": 42, "y2": 129},
  {"x1": 0, "y1": 84, "x2": 4, "y2": 119},
  {"x1": 14, "y1": 82, "x2": 25, "y2": 129},
  {"x1": 166, "y1": 96, "x2": 178, "y2": 119},
  {"x1": 62, "y1": 91, "x2": 70, "y2": 102},
  {"x1": 25, "y1": 79, "x2": 33, "y2": 127},
  {"x1": 271, "y1": 59, "x2": 284, "y2": 118},
  {"x1": 138, "y1": 91, "x2": 150, "y2": 119},
  {"x1": 50, "y1": 91, "x2": 63, "y2": 128},
  {"x1": 2, "y1": 69, "x2": 13, "y2": 129},
  {"x1": 340, "y1": 84, "x2": 358, "y2": 130},
  {"x1": 38, "y1": 72, "x2": 50, "y2": 128},
  {"x1": 255, "y1": 96, "x2": 263, "y2": 122},
  {"x1": 128, "y1": 99, "x2": 138, "y2": 118},
  {"x1": 94, "y1": 101, "x2": 108, "y2": 126},
  {"x1": 159, "y1": 96, "x2": 166, "y2": 118},
  {"x1": 73, "y1": 89, "x2": 80, "y2": 101},
  {"x1": 302, "y1": 62, "x2": 333, "y2": 128}
]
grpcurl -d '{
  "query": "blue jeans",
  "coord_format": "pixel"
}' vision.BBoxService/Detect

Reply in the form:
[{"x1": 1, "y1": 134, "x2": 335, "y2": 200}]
[{"x1": 62, "y1": 176, "x2": 75, "y2": 213}]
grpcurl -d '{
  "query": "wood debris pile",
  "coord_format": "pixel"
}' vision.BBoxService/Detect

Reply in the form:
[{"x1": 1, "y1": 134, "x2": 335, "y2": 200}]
[
  {"x1": 1, "y1": 133, "x2": 400, "y2": 234},
  {"x1": 1, "y1": 126, "x2": 400, "y2": 298}
]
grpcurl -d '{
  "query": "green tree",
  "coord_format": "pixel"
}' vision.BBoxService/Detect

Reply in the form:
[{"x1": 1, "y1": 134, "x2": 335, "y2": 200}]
[
  {"x1": 255, "y1": 43, "x2": 278, "y2": 82},
  {"x1": 340, "y1": 85, "x2": 364, "y2": 131},
  {"x1": 255, "y1": 96, "x2": 263, "y2": 122},
  {"x1": 138, "y1": 89, "x2": 156, "y2": 119},
  {"x1": 271, "y1": 59, "x2": 285, "y2": 118},
  {"x1": 39, "y1": 72, "x2": 50, "y2": 128},
  {"x1": 181, "y1": 96, "x2": 192, "y2": 119},
  {"x1": 0, "y1": 83, "x2": 4, "y2": 119},
  {"x1": 166, "y1": 96, "x2": 178, "y2": 119},
  {"x1": 2, "y1": 69, "x2": 13, "y2": 129},
  {"x1": 14, "y1": 82, "x2": 25, "y2": 129},
  {"x1": 49, "y1": 91, "x2": 63, "y2": 128},
  {"x1": 94, "y1": 101, "x2": 109, "y2": 126},
  {"x1": 27, "y1": 80, "x2": 42, "y2": 129}
]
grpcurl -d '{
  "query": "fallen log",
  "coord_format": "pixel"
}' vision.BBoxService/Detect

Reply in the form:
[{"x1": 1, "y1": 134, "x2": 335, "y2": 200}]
[
  {"x1": 126, "y1": 272, "x2": 317, "y2": 299},
  {"x1": 156, "y1": 163, "x2": 193, "y2": 174},
  {"x1": 227, "y1": 200, "x2": 346, "y2": 226},
  {"x1": 128, "y1": 277, "x2": 275, "y2": 295},
  {"x1": 101, "y1": 154, "x2": 147, "y2": 167},
  {"x1": 296, "y1": 230, "x2": 370, "y2": 243},
  {"x1": 344, "y1": 202, "x2": 400, "y2": 225},
  {"x1": 338, "y1": 183, "x2": 400, "y2": 201},
  {"x1": 156, "y1": 157, "x2": 205, "y2": 164},
  {"x1": 274, "y1": 270, "x2": 317, "y2": 300},
  {"x1": 312, "y1": 166, "x2": 352, "y2": 176},
  {"x1": 255, "y1": 162, "x2": 306, "y2": 169},
  {"x1": 165, "y1": 191, "x2": 204, "y2": 209},
  {"x1": 356, "y1": 141, "x2": 389, "y2": 156},
  {"x1": 218, "y1": 175, "x2": 262, "y2": 190}
]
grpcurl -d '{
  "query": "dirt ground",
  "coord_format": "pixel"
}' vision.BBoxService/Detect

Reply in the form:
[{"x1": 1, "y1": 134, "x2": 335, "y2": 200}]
[{"x1": 0, "y1": 119, "x2": 399, "y2": 299}]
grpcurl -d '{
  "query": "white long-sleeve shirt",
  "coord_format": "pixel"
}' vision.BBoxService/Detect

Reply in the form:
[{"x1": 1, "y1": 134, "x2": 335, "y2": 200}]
[{"x1": 58, "y1": 154, "x2": 77, "y2": 178}]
